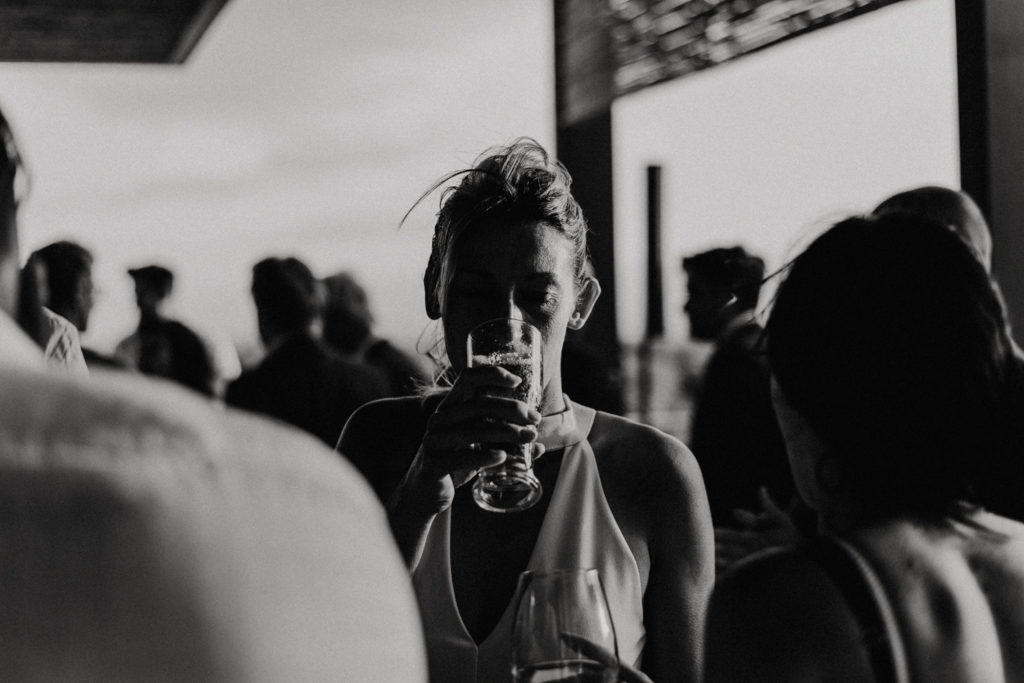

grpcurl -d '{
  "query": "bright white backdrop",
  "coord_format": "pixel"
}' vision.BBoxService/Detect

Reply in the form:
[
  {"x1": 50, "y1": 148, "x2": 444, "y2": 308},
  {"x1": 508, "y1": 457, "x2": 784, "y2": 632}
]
[
  {"x1": 0, "y1": 0, "x2": 556, "y2": 360},
  {"x1": 0, "y1": 0, "x2": 955, "y2": 361},
  {"x1": 614, "y1": 0, "x2": 958, "y2": 344}
]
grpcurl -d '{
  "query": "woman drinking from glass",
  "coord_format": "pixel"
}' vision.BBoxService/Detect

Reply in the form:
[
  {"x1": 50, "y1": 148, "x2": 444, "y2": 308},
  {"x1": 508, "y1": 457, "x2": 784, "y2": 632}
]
[{"x1": 340, "y1": 139, "x2": 713, "y2": 683}]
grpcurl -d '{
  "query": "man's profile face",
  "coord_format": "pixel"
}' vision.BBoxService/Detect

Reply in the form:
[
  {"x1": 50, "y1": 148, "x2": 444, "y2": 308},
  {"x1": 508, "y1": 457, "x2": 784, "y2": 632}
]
[
  {"x1": 76, "y1": 272, "x2": 95, "y2": 331},
  {"x1": 684, "y1": 277, "x2": 733, "y2": 342}
]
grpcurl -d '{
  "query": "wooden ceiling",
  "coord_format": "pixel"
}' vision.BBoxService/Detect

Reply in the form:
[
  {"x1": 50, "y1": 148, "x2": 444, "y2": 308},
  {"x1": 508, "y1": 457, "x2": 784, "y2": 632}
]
[{"x1": 0, "y1": 0, "x2": 231, "y2": 63}]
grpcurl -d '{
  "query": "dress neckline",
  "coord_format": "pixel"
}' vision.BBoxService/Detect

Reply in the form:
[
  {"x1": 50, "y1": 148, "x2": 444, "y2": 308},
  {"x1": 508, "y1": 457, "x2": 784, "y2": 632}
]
[
  {"x1": 448, "y1": 399, "x2": 593, "y2": 651},
  {"x1": 536, "y1": 395, "x2": 587, "y2": 451}
]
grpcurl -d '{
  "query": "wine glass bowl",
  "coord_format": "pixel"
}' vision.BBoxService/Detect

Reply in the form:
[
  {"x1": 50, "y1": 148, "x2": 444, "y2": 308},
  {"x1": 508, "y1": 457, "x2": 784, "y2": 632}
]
[
  {"x1": 511, "y1": 569, "x2": 619, "y2": 683},
  {"x1": 467, "y1": 317, "x2": 543, "y2": 513}
]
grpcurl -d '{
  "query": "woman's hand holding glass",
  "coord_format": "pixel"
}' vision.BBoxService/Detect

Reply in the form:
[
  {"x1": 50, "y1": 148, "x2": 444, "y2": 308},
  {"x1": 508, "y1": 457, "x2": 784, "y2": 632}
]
[
  {"x1": 467, "y1": 318, "x2": 544, "y2": 512},
  {"x1": 395, "y1": 365, "x2": 544, "y2": 516}
]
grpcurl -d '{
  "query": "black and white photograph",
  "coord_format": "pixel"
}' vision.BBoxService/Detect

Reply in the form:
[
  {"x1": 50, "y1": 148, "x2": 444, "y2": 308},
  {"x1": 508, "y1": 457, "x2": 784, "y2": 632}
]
[{"x1": 0, "y1": 1, "x2": 1021, "y2": 680}]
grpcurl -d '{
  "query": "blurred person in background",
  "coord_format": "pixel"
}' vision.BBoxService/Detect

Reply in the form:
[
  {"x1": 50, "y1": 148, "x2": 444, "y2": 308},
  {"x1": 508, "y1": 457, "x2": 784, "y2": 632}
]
[
  {"x1": 0, "y1": 103, "x2": 427, "y2": 682},
  {"x1": 228, "y1": 257, "x2": 388, "y2": 448},
  {"x1": 30, "y1": 240, "x2": 94, "y2": 334},
  {"x1": 716, "y1": 186, "x2": 1020, "y2": 570},
  {"x1": 18, "y1": 252, "x2": 88, "y2": 376},
  {"x1": 323, "y1": 269, "x2": 429, "y2": 397},
  {"x1": 682, "y1": 246, "x2": 796, "y2": 559},
  {"x1": 704, "y1": 213, "x2": 1024, "y2": 682},
  {"x1": 30, "y1": 239, "x2": 123, "y2": 369},
  {"x1": 115, "y1": 264, "x2": 217, "y2": 397}
]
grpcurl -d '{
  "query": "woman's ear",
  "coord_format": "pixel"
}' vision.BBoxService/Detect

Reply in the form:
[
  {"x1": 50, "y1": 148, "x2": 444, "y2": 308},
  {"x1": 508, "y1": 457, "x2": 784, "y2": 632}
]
[
  {"x1": 568, "y1": 277, "x2": 601, "y2": 330},
  {"x1": 423, "y1": 263, "x2": 442, "y2": 320}
]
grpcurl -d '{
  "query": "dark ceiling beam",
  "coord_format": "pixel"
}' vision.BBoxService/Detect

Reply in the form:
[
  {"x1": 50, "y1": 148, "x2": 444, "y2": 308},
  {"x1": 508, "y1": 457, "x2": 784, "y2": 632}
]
[
  {"x1": 0, "y1": 0, "x2": 230, "y2": 64},
  {"x1": 167, "y1": 0, "x2": 231, "y2": 64}
]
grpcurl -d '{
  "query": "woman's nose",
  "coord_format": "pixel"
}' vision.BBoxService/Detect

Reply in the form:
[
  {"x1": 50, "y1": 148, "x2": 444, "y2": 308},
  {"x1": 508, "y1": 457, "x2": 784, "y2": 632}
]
[{"x1": 504, "y1": 297, "x2": 524, "y2": 321}]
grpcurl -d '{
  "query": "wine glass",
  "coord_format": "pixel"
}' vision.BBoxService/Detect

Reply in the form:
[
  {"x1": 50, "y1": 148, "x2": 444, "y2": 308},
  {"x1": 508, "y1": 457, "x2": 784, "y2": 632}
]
[
  {"x1": 467, "y1": 317, "x2": 543, "y2": 513},
  {"x1": 511, "y1": 569, "x2": 619, "y2": 683}
]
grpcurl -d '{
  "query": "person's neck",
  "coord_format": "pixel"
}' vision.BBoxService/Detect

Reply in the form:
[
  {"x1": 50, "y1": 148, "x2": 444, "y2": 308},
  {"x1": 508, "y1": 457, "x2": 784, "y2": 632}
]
[
  {"x1": 139, "y1": 310, "x2": 165, "y2": 327},
  {"x1": 345, "y1": 333, "x2": 380, "y2": 360},
  {"x1": 264, "y1": 326, "x2": 317, "y2": 355},
  {"x1": 140, "y1": 300, "x2": 167, "y2": 318},
  {"x1": 540, "y1": 378, "x2": 567, "y2": 416},
  {"x1": 715, "y1": 310, "x2": 756, "y2": 341}
]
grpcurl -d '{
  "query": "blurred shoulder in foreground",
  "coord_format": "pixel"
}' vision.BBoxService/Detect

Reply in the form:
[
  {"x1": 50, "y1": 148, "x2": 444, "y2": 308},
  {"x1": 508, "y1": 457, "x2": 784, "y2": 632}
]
[{"x1": 0, "y1": 314, "x2": 426, "y2": 681}]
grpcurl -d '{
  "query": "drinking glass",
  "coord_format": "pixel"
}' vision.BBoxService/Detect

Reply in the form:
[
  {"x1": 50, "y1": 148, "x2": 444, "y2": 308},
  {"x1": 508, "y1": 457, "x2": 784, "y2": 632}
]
[
  {"x1": 467, "y1": 317, "x2": 543, "y2": 512},
  {"x1": 511, "y1": 569, "x2": 619, "y2": 683}
]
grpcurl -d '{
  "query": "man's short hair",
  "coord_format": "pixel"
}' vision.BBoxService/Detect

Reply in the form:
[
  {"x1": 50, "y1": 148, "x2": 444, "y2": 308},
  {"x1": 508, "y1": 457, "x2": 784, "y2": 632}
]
[
  {"x1": 682, "y1": 246, "x2": 765, "y2": 310},
  {"x1": 0, "y1": 109, "x2": 24, "y2": 255},
  {"x1": 31, "y1": 241, "x2": 93, "y2": 314},
  {"x1": 251, "y1": 257, "x2": 322, "y2": 333},
  {"x1": 322, "y1": 271, "x2": 373, "y2": 353},
  {"x1": 872, "y1": 185, "x2": 992, "y2": 271},
  {"x1": 128, "y1": 265, "x2": 174, "y2": 298}
]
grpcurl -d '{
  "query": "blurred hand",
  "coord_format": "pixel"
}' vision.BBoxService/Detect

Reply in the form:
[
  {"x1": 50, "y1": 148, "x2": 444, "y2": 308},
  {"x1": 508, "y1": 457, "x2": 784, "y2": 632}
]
[
  {"x1": 559, "y1": 632, "x2": 654, "y2": 683},
  {"x1": 714, "y1": 487, "x2": 803, "y2": 573}
]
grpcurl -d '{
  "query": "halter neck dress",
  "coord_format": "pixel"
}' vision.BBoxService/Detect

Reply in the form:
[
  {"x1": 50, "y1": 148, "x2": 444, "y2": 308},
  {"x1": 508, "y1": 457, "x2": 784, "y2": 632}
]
[{"x1": 412, "y1": 399, "x2": 646, "y2": 682}]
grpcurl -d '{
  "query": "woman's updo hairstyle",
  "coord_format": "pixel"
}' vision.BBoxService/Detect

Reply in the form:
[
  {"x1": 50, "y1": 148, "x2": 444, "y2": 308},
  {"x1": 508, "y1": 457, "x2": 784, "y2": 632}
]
[
  {"x1": 766, "y1": 213, "x2": 1020, "y2": 523},
  {"x1": 422, "y1": 138, "x2": 589, "y2": 320}
]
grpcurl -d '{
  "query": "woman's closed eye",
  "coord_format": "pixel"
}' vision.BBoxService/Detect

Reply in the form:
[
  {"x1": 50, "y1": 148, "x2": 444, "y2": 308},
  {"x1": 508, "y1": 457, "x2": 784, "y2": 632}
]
[{"x1": 519, "y1": 288, "x2": 560, "y2": 310}]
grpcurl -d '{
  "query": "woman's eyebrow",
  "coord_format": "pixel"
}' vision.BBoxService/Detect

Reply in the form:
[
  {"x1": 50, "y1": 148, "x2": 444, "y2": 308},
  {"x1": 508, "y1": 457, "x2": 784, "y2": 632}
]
[
  {"x1": 455, "y1": 270, "x2": 560, "y2": 282},
  {"x1": 452, "y1": 269, "x2": 492, "y2": 280},
  {"x1": 523, "y1": 272, "x2": 560, "y2": 285}
]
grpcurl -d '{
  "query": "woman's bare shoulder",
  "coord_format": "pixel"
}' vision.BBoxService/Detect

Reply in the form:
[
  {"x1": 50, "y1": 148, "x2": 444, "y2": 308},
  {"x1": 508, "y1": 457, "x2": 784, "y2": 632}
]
[
  {"x1": 588, "y1": 410, "x2": 703, "y2": 503},
  {"x1": 589, "y1": 411, "x2": 695, "y2": 468},
  {"x1": 587, "y1": 410, "x2": 712, "y2": 572},
  {"x1": 965, "y1": 514, "x2": 1024, "y2": 680},
  {"x1": 853, "y1": 513, "x2": 1024, "y2": 584},
  {"x1": 969, "y1": 511, "x2": 1024, "y2": 558},
  {"x1": 851, "y1": 515, "x2": 1024, "y2": 682}
]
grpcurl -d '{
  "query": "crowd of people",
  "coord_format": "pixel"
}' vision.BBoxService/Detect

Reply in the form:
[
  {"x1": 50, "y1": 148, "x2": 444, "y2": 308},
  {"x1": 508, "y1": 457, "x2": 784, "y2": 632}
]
[
  {"x1": 18, "y1": 234, "x2": 432, "y2": 448},
  {"x1": 3, "y1": 102, "x2": 1024, "y2": 683}
]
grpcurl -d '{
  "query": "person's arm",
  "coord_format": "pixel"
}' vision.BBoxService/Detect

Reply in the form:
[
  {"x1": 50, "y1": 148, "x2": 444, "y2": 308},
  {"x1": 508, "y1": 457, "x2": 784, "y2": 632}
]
[
  {"x1": 338, "y1": 367, "x2": 542, "y2": 570},
  {"x1": 640, "y1": 436, "x2": 715, "y2": 683},
  {"x1": 714, "y1": 487, "x2": 805, "y2": 572}
]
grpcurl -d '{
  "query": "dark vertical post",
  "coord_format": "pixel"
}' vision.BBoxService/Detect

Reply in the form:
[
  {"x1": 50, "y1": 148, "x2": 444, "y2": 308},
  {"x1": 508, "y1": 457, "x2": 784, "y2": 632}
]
[
  {"x1": 956, "y1": 0, "x2": 1024, "y2": 339},
  {"x1": 553, "y1": 0, "x2": 618, "y2": 364},
  {"x1": 955, "y1": 0, "x2": 990, "y2": 217},
  {"x1": 557, "y1": 114, "x2": 617, "y2": 356},
  {"x1": 638, "y1": 165, "x2": 663, "y2": 421},
  {"x1": 645, "y1": 165, "x2": 664, "y2": 339}
]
